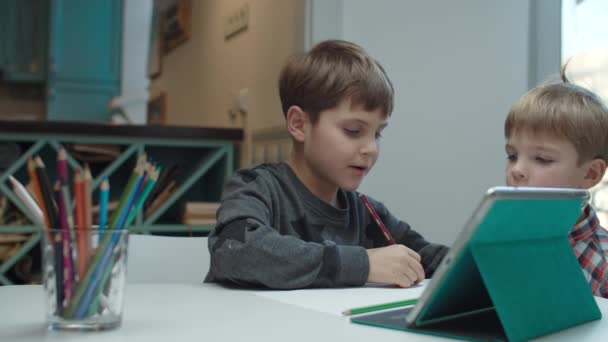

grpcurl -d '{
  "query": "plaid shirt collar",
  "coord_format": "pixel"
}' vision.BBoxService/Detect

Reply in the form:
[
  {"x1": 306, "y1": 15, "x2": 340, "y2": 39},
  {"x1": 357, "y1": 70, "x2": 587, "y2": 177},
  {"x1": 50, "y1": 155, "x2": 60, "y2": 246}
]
[{"x1": 569, "y1": 204, "x2": 600, "y2": 243}]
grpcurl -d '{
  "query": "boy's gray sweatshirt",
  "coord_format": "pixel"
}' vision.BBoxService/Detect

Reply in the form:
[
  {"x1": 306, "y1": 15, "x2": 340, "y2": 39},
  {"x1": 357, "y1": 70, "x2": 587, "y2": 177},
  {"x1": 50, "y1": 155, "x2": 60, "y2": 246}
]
[{"x1": 205, "y1": 162, "x2": 448, "y2": 289}]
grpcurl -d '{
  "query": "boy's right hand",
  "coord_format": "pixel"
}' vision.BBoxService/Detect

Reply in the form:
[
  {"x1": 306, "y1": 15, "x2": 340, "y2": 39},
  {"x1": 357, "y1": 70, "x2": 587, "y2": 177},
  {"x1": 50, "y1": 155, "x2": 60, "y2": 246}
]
[{"x1": 367, "y1": 245, "x2": 425, "y2": 287}]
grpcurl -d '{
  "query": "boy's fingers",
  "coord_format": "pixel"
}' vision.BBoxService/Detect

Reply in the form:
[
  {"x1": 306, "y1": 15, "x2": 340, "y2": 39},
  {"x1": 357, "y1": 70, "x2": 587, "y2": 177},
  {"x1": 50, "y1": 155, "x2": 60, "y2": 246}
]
[
  {"x1": 412, "y1": 261, "x2": 425, "y2": 282},
  {"x1": 403, "y1": 266, "x2": 418, "y2": 285},
  {"x1": 396, "y1": 275, "x2": 413, "y2": 288},
  {"x1": 407, "y1": 248, "x2": 421, "y2": 262}
]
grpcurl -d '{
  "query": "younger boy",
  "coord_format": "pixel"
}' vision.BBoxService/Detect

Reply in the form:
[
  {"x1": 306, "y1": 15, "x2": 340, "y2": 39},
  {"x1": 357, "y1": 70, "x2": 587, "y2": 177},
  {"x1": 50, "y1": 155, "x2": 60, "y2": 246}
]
[
  {"x1": 205, "y1": 40, "x2": 448, "y2": 289},
  {"x1": 504, "y1": 81, "x2": 608, "y2": 297}
]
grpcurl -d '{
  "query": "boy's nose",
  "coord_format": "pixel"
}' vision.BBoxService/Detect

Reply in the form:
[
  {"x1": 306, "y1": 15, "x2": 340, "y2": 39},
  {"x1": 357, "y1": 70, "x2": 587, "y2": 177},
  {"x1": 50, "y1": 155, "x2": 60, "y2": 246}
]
[
  {"x1": 509, "y1": 163, "x2": 527, "y2": 185},
  {"x1": 360, "y1": 139, "x2": 378, "y2": 156}
]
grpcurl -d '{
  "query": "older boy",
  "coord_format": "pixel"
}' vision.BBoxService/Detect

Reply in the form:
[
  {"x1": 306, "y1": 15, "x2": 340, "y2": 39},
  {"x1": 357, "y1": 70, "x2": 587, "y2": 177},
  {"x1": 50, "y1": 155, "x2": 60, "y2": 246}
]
[
  {"x1": 205, "y1": 40, "x2": 448, "y2": 289},
  {"x1": 505, "y1": 82, "x2": 608, "y2": 297}
]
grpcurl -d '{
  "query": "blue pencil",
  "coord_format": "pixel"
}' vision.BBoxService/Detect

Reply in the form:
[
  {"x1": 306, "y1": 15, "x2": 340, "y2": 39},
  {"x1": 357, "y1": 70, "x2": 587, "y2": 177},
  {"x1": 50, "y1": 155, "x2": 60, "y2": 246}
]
[
  {"x1": 114, "y1": 173, "x2": 145, "y2": 232},
  {"x1": 98, "y1": 178, "x2": 109, "y2": 232}
]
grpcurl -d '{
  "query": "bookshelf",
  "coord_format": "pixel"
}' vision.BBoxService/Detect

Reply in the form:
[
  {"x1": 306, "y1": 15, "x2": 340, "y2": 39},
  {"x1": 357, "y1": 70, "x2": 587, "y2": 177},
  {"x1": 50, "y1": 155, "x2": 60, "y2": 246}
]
[{"x1": 0, "y1": 120, "x2": 242, "y2": 285}]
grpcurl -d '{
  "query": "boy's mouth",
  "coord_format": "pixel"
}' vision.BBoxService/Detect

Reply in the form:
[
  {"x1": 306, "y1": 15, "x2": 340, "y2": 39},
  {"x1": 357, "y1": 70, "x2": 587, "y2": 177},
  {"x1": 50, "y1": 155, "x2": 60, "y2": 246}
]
[{"x1": 349, "y1": 165, "x2": 368, "y2": 173}]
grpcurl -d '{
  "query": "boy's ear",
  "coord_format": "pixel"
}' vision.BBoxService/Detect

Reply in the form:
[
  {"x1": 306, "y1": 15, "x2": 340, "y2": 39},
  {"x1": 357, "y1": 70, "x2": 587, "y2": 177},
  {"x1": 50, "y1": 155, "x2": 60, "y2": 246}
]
[
  {"x1": 286, "y1": 105, "x2": 309, "y2": 143},
  {"x1": 582, "y1": 158, "x2": 607, "y2": 188}
]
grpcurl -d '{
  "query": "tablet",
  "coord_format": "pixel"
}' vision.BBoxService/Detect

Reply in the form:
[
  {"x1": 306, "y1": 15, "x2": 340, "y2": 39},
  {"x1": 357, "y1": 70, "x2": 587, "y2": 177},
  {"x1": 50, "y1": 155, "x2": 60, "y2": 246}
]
[{"x1": 352, "y1": 186, "x2": 598, "y2": 341}]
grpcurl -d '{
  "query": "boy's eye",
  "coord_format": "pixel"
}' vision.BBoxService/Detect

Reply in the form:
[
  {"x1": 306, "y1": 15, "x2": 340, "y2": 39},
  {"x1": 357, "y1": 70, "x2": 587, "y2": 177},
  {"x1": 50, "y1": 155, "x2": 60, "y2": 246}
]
[
  {"x1": 375, "y1": 131, "x2": 383, "y2": 139},
  {"x1": 535, "y1": 157, "x2": 553, "y2": 164},
  {"x1": 506, "y1": 154, "x2": 517, "y2": 162},
  {"x1": 344, "y1": 128, "x2": 361, "y2": 136}
]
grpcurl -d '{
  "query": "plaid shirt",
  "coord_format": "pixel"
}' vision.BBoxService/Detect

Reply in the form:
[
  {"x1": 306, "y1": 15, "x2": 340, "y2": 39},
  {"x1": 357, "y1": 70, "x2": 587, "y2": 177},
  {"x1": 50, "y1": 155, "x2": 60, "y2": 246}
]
[{"x1": 569, "y1": 205, "x2": 608, "y2": 298}]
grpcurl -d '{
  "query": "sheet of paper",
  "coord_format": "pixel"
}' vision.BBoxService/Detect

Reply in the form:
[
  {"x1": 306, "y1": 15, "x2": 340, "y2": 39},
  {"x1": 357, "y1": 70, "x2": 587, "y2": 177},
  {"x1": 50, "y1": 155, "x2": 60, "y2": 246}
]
[{"x1": 253, "y1": 280, "x2": 427, "y2": 316}]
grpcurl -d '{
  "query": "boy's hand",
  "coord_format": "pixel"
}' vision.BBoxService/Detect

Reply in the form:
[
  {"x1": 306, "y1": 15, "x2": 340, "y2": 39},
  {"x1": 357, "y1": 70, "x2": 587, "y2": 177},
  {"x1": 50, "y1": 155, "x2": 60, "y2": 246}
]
[{"x1": 367, "y1": 245, "x2": 425, "y2": 287}]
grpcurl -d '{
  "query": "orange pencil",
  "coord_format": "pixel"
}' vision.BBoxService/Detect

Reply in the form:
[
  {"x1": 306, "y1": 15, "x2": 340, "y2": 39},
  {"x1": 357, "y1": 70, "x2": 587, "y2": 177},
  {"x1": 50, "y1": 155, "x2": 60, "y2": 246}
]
[
  {"x1": 27, "y1": 158, "x2": 47, "y2": 224},
  {"x1": 27, "y1": 157, "x2": 52, "y2": 242},
  {"x1": 74, "y1": 169, "x2": 88, "y2": 279},
  {"x1": 27, "y1": 157, "x2": 44, "y2": 208}
]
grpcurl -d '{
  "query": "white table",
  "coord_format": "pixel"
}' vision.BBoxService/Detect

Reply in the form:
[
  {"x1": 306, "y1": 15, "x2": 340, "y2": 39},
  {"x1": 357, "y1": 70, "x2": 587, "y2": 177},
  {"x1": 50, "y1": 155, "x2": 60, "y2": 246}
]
[{"x1": 1, "y1": 284, "x2": 607, "y2": 342}]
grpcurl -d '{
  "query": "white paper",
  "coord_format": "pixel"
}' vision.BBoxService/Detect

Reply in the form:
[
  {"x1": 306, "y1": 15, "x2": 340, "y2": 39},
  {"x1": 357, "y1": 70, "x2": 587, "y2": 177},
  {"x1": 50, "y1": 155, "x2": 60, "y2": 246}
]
[{"x1": 254, "y1": 281, "x2": 427, "y2": 316}]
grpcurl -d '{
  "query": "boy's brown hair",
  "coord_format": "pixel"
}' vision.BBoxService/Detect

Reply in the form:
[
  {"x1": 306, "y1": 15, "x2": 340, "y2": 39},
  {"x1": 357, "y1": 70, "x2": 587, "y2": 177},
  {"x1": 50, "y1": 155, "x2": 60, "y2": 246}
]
[
  {"x1": 504, "y1": 81, "x2": 608, "y2": 164},
  {"x1": 278, "y1": 40, "x2": 394, "y2": 123}
]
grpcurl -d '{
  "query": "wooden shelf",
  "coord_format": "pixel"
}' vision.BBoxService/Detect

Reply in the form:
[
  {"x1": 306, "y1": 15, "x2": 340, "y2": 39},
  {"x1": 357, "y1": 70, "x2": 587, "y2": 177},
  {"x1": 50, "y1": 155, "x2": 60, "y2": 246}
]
[{"x1": 0, "y1": 120, "x2": 242, "y2": 285}]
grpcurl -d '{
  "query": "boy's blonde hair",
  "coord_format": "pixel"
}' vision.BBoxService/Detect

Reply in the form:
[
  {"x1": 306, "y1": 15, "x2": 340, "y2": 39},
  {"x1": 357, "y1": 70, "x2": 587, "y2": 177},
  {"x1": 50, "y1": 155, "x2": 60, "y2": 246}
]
[
  {"x1": 505, "y1": 82, "x2": 608, "y2": 164},
  {"x1": 278, "y1": 40, "x2": 394, "y2": 123}
]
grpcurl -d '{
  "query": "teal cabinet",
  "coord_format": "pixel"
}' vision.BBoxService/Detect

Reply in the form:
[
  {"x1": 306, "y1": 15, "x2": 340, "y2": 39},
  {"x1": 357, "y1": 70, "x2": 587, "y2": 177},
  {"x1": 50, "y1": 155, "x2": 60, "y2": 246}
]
[
  {"x1": 0, "y1": 4, "x2": 9, "y2": 69},
  {"x1": 47, "y1": 0, "x2": 123, "y2": 121},
  {"x1": 1, "y1": 0, "x2": 49, "y2": 82}
]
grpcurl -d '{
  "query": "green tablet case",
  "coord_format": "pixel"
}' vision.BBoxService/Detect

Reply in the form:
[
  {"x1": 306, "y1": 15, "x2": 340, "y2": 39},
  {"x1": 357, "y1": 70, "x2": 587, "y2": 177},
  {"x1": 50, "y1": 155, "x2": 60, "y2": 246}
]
[{"x1": 352, "y1": 196, "x2": 601, "y2": 341}]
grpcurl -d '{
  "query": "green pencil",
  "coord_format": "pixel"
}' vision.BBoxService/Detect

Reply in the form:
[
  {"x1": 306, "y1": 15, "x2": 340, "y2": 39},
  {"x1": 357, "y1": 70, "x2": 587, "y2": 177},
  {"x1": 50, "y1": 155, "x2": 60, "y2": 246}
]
[
  {"x1": 342, "y1": 298, "x2": 418, "y2": 316},
  {"x1": 125, "y1": 165, "x2": 161, "y2": 227}
]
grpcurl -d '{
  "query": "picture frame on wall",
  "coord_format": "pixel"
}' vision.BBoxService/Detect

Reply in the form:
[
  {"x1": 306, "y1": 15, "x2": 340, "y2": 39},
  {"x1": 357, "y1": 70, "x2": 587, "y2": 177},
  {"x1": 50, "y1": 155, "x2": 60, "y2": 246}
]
[
  {"x1": 163, "y1": 0, "x2": 192, "y2": 54},
  {"x1": 147, "y1": 0, "x2": 163, "y2": 78},
  {"x1": 147, "y1": 93, "x2": 167, "y2": 125}
]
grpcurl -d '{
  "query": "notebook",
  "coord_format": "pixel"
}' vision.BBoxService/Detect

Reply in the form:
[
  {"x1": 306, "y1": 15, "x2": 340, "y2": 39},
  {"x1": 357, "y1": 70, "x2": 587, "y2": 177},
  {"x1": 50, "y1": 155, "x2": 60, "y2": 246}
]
[{"x1": 352, "y1": 186, "x2": 601, "y2": 342}]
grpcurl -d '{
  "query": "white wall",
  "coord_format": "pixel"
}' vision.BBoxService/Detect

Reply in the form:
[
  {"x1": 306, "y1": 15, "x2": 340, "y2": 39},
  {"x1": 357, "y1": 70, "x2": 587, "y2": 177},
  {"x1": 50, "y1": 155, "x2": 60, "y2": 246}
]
[
  {"x1": 328, "y1": 0, "x2": 532, "y2": 244},
  {"x1": 119, "y1": 0, "x2": 153, "y2": 124},
  {"x1": 530, "y1": 0, "x2": 562, "y2": 87}
]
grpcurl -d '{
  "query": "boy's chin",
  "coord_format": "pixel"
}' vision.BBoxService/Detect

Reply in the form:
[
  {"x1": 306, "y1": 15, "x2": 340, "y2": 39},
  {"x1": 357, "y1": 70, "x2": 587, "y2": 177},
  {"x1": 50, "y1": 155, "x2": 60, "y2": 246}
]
[{"x1": 340, "y1": 182, "x2": 362, "y2": 192}]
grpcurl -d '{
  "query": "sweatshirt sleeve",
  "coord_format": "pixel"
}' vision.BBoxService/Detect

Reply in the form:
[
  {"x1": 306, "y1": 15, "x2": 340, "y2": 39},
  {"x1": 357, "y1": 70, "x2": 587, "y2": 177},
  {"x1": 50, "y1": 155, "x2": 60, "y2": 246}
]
[
  {"x1": 206, "y1": 169, "x2": 369, "y2": 289},
  {"x1": 366, "y1": 196, "x2": 449, "y2": 277}
]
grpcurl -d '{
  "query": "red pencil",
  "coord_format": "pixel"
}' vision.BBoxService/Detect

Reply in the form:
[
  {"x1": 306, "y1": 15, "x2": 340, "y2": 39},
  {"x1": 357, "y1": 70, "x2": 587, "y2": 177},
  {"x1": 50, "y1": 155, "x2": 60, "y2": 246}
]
[
  {"x1": 359, "y1": 194, "x2": 396, "y2": 245},
  {"x1": 74, "y1": 169, "x2": 88, "y2": 279}
]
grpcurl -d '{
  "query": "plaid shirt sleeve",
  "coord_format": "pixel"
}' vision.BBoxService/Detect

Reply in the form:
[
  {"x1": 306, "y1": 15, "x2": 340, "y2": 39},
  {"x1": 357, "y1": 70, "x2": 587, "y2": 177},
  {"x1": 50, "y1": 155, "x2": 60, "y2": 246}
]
[{"x1": 569, "y1": 205, "x2": 608, "y2": 298}]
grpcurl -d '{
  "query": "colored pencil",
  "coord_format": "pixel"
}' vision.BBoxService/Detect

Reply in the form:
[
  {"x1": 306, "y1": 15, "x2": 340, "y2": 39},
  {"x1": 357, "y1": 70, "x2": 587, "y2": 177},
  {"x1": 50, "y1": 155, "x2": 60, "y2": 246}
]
[
  {"x1": 73, "y1": 230, "x2": 120, "y2": 318},
  {"x1": 64, "y1": 222, "x2": 114, "y2": 317},
  {"x1": 126, "y1": 165, "x2": 161, "y2": 227},
  {"x1": 55, "y1": 181, "x2": 74, "y2": 306},
  {"x1": 359, "y1": 194, "x2": 396, "y2": 245},
  {"x1": 57, "y1": 147, "x2": 69, "y2": 184},
  {"x1": 8, "y1": 175, "x2": 44, "y2": 226},
  {"x1": 34, "y1": 157, "x2": 63, "y2": 312},
  {"x1": 83, "y1": 164, "x2": 93, "y2": 253},
  {"x1": 65, "y1": 156, "x2": 146, "y2": 318},
  {"x1": 86, "y1": 249, "x2": 116, "y2": 317},
  {"x1": 108, "y1": 154, "x2": 146, "y2": 230},
  {"x1": 53, "y1": 231, "x2": 64, "y2": 316},
  {"x1": 85, "y1": 166, "x2": 161, "y2": 317},
  {"x1": 87, "y1": 167, "x2": 160, "y2": 317},
  {"x1": 98, "y1": 178, "x2": 110, "y2": 232},
  {"x1": 26, "y1": 157, "x2": 46, "y2": 225},
  {"x1": 60, "y1": 183, "x2": 78, "y2": 278},
  {"x1": 76, "y1": 166, "x2": 151, "y2": 318},
  {"x1": 342, "y1": 298, "x2": 418, "y2": 316},
  {"x1": 74, "y1": 169, "x2": 89, "y2": 279},
  {"x1": 35, "y1": 157, "x2": 58, "y2": 228},
  {"x1": 114, "y1": 165, "x2": 147, "y2": 230},
  {"x1": 72, "y1": 167, "x2": 144, "y2": 318},
  {"x1": 56, "y1": 148, "x2": 77, "y2": 251}
]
